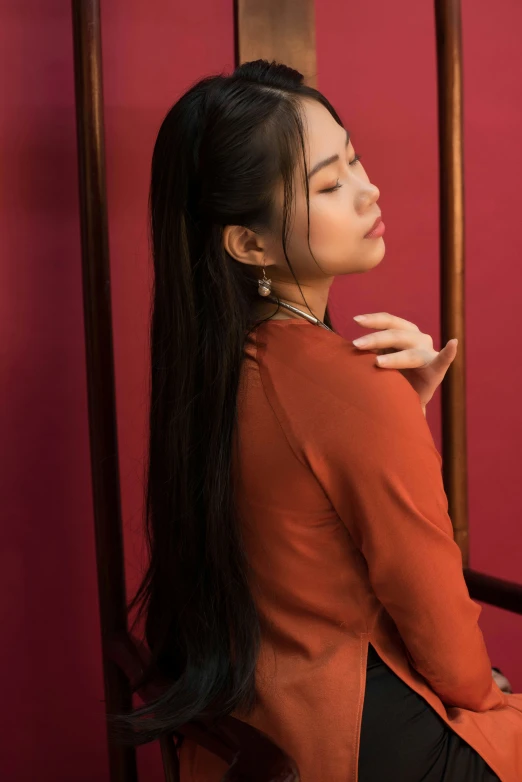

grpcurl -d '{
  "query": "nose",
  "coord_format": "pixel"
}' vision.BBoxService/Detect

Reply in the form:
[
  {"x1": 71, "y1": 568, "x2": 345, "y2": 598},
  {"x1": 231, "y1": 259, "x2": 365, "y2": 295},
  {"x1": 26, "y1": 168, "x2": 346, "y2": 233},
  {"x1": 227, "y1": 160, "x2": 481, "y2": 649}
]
[{"x1": 357, "y1": 182, "x2": 380, "y2": 213}]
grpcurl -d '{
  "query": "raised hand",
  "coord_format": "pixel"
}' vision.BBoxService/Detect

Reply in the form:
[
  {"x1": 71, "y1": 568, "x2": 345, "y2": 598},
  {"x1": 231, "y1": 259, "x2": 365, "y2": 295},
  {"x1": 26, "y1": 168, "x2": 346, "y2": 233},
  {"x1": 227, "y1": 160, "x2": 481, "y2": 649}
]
[{"x1": 352, "y1": 312, "x2": 458, "y2": 415}]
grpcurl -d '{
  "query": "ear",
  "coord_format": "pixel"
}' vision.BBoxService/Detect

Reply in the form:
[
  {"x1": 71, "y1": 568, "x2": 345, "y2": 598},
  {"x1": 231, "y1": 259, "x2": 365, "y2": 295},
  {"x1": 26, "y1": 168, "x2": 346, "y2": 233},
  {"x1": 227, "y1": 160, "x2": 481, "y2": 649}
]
[{"x1": 223, "y1": 225, "x2": 265, "y2": 268}]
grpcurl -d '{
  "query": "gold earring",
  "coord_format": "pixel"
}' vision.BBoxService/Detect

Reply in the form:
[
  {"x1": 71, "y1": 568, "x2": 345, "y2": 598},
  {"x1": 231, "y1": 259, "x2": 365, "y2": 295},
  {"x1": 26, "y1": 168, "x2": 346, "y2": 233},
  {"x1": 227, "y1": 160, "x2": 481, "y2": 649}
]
[{"x1": 258, "y1": 264, "x2": 272, "y2": 297}]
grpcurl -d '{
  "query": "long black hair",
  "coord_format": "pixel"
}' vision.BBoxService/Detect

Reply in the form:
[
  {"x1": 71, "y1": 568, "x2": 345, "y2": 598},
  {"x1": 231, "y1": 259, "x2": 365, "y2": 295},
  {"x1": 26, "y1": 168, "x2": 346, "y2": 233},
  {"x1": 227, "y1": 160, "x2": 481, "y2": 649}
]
[{"x1": 110, "y1": 59, "x2": 342, "y2": 744}]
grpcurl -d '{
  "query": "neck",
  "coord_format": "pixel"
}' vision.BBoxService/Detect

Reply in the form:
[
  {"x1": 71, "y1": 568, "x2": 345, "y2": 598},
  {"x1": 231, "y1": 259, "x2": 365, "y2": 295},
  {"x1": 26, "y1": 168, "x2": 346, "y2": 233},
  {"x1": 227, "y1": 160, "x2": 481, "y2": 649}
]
[
  {"x1": 254, "y1": 275, "x2": 332, "y2": 321},
  {"x1": 253, "y1": 295, "x2": 331, "y2": 330},
  {"x1": 253, "y1": 290, "x2": 329, "y2": 324}
]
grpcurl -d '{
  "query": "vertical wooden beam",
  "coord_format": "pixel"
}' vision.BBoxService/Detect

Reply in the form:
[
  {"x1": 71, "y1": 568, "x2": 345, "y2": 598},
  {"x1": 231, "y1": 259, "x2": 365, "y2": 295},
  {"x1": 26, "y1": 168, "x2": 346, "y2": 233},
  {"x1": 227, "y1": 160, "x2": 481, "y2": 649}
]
[
  {"x1": 235, "y1": 0, "x2": 317, "y2": 87},
  {"x1": 434, "y1": 0, "x2": 469, "y2": 566},
  {"x1": 71, "y1": 2, "x2": 138, "y2": 779}
]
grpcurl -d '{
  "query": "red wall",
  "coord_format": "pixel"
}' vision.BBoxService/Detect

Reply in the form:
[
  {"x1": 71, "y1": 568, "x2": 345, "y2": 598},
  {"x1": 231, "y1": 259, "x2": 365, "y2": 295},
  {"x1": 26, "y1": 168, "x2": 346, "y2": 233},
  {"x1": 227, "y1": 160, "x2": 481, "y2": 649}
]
[{"x1": 1, "y1": 1, "x2": 520, "y2": 778}]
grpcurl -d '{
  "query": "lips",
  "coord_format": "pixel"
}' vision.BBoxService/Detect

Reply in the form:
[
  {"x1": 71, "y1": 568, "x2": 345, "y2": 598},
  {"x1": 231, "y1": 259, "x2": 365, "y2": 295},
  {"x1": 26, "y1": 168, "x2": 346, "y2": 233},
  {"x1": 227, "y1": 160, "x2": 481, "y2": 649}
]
[{"x1": 364, "y1": 216, "x2": 382, "y2": 237}]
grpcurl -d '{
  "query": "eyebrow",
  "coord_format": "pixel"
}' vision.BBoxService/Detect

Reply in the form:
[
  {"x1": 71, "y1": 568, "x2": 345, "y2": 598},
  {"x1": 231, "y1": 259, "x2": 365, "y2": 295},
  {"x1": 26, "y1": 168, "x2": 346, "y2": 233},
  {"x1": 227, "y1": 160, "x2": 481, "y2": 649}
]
[{"x1": 308, "y1": 128, "x2": 351, "y2": 180}]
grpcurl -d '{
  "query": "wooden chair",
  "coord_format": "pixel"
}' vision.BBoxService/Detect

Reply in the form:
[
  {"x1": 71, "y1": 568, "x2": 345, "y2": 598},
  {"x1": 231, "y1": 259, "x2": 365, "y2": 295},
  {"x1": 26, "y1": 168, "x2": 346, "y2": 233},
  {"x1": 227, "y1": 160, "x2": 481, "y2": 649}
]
[{"x1": 105, "y1": 633, "x2": 299, "y2": 782}]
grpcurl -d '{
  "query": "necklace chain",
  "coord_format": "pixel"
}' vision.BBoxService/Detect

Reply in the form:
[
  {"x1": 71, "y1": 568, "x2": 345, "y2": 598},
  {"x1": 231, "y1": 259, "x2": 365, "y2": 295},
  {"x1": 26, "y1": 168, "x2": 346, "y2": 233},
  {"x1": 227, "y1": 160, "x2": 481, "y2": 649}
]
[{"x1": 265, "y1": 295, "x2": 332, "y2": 331}]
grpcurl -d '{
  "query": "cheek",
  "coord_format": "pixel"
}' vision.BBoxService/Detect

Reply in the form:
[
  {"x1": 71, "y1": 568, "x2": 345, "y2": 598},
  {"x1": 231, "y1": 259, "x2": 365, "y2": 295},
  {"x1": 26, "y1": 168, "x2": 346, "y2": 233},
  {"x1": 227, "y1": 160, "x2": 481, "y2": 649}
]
[{"x1": 309, "y1": 196, "x2": 358, "y2": 251}]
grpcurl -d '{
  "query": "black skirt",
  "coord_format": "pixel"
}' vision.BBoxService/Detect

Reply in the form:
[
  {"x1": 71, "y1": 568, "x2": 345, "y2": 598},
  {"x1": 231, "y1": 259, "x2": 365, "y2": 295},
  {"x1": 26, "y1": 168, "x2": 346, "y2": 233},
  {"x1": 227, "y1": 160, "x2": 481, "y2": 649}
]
[{"x1": 358, "y1": 644, "x2": 501, "y2": 781}]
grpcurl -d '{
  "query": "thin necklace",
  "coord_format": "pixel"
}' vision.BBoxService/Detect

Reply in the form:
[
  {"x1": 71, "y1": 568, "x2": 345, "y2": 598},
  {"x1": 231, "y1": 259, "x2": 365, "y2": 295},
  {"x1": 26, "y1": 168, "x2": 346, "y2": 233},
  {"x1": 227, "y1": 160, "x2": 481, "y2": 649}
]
[{"x1": 265, "y1": 294, "x2": 332, "y2": 331}]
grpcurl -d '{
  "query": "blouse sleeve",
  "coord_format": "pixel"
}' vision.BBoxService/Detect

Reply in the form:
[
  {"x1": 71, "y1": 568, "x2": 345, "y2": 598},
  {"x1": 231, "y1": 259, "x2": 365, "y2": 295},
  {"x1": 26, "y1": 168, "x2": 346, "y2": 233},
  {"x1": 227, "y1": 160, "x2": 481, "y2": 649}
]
[{"x1": 296, "y1": 343, "x2": 507, "y2": 712}]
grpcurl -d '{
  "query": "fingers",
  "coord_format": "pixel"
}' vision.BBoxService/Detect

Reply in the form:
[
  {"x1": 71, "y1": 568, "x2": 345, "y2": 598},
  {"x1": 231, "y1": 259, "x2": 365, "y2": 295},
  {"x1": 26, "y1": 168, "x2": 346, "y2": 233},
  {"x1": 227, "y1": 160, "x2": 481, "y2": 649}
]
[
  {"x1": 374, "y1": 340, "x2": 458, "y2": 370},
  {"x1": 352, "y1": 328, "x2": 433, "y2": 352},
  {"x1": 353, "y1": 312, "x2": 421, "y2": 333},
  {"x1": 374, "y1": 348, "x2": 433, "y2": 368},
  {"x1": 351, "y1": 314, "x2": 458, "y2": 372}
]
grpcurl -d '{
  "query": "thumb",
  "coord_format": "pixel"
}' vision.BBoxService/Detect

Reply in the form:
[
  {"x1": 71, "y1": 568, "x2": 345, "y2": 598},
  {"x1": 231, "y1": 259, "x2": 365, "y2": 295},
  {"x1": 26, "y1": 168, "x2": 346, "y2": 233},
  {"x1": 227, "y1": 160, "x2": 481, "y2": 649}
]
[
  {"x1": 431, "y1": 339, "x2": 458, "y2": 373},
  {"x1": 434, "y1": 338, "x2": 459, "y2": 367}
]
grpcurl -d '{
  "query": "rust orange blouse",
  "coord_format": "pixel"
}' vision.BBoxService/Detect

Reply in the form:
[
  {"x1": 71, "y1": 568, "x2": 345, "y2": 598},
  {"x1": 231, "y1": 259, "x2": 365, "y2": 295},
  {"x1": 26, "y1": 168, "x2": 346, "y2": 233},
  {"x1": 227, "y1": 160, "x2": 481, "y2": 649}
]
[{"x1": 179, "y1": 319, "x2": 522, "y2": 782}]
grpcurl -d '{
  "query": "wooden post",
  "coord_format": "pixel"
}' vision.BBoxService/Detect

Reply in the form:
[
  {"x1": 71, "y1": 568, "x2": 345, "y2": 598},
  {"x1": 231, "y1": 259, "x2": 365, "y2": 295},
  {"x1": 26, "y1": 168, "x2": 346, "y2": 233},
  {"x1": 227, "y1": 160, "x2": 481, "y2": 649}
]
[
  {"x1": 71, "y1": 2, "x2": 137, "y2": 779},
  {"x1": 434, "y1": 0, "x2": 469, "y2": 565},
  {"x1": 236, "y1": 0, "x2": 317, "y2": 87}
]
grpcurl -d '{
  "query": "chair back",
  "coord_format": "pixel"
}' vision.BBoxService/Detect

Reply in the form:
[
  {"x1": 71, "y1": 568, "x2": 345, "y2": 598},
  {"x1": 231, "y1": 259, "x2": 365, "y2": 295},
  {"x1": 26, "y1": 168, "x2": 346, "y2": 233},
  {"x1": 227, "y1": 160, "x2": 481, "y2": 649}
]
[{"x1": 106, "y1": 634, "x2": 300, "y2": 782}]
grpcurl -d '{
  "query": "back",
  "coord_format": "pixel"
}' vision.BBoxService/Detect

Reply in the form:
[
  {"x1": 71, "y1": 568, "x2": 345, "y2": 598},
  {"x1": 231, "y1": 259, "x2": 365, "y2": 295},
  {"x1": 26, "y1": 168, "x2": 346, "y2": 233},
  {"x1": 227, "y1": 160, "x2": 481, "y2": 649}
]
[
  {"x1": 233, "y1": 320, "x2": 373, "y2": 650},
  {"x1": 179, "y1": 318, "x2": 522, "y2": 782}
]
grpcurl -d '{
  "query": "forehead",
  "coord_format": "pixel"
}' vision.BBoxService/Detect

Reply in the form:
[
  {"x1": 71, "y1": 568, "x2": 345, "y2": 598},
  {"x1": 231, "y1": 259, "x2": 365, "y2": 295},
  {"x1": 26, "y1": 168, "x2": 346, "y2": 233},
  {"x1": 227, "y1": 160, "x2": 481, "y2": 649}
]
[{"x1": 300, "y1": 99, "x2": 349, "y2": 159}]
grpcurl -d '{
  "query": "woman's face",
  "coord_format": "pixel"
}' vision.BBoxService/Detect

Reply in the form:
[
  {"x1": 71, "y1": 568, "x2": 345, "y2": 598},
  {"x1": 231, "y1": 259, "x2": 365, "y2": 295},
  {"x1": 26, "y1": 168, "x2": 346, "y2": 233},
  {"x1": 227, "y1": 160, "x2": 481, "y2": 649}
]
[{"x1": 265, "y1": 97, "x2": 385, "y2": 288}]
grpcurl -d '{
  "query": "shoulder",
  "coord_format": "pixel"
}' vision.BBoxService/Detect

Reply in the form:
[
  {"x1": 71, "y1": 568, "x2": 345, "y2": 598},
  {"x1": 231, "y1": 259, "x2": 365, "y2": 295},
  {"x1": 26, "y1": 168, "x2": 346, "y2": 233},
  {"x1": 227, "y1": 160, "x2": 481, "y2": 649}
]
[
  {"x1": 255, "y1": 323, "x2": 422, "y2": 423},
  {"x1": 253, "y1": 322, "x2": 439, "y2": 471}
]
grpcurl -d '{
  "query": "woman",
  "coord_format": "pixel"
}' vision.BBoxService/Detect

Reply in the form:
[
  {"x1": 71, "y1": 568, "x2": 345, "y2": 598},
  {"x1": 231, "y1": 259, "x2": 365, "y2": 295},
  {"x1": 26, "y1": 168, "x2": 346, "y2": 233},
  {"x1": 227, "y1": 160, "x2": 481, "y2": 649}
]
[{"x1": 115, "y1": 60, "x2": 522, "y2": 780}]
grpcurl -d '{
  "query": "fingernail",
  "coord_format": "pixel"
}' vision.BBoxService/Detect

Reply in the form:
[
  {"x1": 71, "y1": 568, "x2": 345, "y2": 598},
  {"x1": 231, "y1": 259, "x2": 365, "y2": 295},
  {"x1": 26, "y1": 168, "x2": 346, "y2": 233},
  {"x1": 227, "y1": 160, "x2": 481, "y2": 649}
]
[
  {"x1": 353, "y1": 337, "x2": 369, "y2": 346},
  {"x1": 376, "y1": 355, "x2": 387, "y2": 364},
  {"x1": 353, "y1": 315, "x2": 368, "y2": 322}
]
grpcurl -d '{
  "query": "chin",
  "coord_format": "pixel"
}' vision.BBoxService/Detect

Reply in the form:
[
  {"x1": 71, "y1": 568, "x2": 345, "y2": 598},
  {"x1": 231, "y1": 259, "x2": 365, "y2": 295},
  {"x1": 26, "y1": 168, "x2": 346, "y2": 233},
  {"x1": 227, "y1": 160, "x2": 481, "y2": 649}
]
[{"x1": 365, "y1": 237, "x2": 385, "y2": 267}]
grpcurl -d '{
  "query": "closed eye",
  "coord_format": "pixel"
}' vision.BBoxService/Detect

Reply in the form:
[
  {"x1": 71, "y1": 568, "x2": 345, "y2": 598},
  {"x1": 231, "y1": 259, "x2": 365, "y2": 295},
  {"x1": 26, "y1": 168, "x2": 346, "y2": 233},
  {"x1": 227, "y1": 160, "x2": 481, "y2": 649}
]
[{"x1": 320, "y1": 154, "x2": 362, "y2": 193}]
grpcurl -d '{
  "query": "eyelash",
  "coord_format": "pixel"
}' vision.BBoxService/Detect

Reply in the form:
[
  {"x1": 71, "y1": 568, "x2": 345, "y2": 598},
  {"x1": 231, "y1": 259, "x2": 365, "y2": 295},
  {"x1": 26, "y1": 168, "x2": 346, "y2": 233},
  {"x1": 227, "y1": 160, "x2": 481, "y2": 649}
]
[{"x1": 321, "y1": 153, "x2": 362, "y2": 192}]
